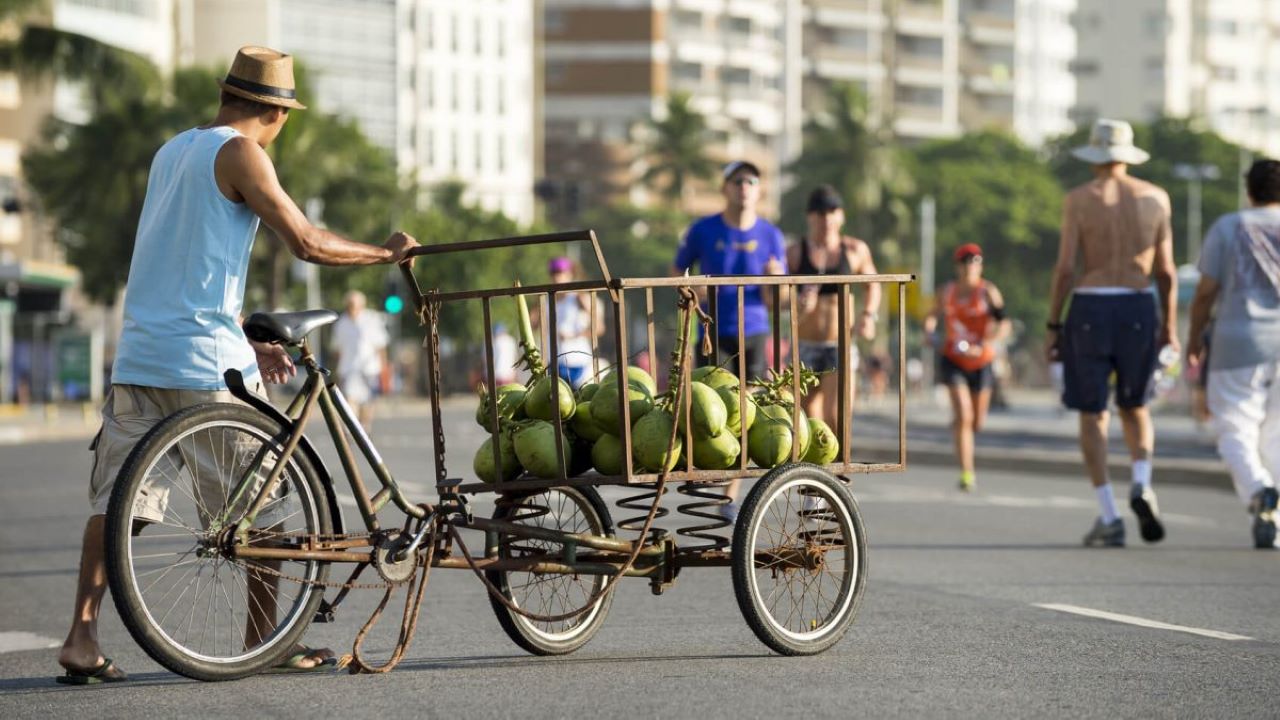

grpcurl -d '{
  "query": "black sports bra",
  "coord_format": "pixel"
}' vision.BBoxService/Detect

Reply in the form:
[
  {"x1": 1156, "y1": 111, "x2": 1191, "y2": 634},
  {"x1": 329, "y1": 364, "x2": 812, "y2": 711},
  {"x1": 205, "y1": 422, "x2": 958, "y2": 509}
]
[{"x1": 796, "y1": 237, "x2": 854, "y2": 295}]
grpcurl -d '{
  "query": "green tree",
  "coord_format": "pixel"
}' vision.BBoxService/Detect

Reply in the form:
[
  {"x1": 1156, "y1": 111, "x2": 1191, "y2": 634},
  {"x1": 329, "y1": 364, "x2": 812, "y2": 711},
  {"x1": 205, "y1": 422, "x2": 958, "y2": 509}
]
[
  {"x1": 782, "y1": 82, "x2": 913, "y2": 249},
  {"x1": 1046, "y1": 117, "x2": 1244, "y2": 266},
  {"x1": 641, "y1": 93, "x2": 718, "y2": 209},
  {"x1": 0, "y1": 0, "x2": 157, "y2": 107},
  {"x1": 909, "y1": 130, "x2": 1063, "y2": 342}
]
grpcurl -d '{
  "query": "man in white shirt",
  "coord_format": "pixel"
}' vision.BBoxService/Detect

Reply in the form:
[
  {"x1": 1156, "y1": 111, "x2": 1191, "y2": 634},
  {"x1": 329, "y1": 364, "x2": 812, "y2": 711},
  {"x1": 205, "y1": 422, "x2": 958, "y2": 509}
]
[{"x1": 332, "y1": 290, "x2": 389, "y2": 429}]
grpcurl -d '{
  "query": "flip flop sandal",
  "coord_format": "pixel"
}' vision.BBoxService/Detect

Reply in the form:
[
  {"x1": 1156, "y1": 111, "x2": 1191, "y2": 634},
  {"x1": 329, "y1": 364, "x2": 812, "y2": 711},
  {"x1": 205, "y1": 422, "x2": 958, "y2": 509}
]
[
  {"x1": 56, "y1": 657, "x2": 128, "y2": 685},
  {"x1": 263, "y1": 648, "x2": 339, "y2": 675}
]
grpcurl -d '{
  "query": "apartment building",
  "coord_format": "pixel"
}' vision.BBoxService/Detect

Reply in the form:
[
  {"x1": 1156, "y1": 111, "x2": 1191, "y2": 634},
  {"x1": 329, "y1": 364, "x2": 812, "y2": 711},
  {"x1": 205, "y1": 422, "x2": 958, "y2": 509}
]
[
  {"x1": 803, "y1": 0, "x2": 1074, "y2": 143},
  {"x1": 183, "y1": 0, "x2": 536, "y2": 223},
  {"x1": 1073, "y1": 0, "x2": 1280, "y2": 157},
  {"x1": 542, "y1": 0, "x2": 790, "y2": 216}
]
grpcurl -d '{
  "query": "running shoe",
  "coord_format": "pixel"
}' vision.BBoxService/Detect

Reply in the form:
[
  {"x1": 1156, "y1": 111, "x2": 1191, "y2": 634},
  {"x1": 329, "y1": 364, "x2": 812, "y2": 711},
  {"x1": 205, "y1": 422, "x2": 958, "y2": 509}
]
[
  {"x1": 1250, "y1": 487, "x2": 1278, "y2": 550},
  {"x1": 958, "y1": 473, "x2": 975, "y2": 492},
  {"x1": 1129, "y1": 485, "x2": 1165, "y2": 543},
  {"x1": 1082, "y1": 517, "x2": 1125, "y2": 547}
]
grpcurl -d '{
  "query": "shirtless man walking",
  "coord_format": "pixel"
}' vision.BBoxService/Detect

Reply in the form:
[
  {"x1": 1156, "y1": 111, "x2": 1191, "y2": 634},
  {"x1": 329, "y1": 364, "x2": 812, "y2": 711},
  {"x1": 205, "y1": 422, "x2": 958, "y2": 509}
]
[{"x1": 1047, "y1": 119, "x2": 1178, "y2": 547}]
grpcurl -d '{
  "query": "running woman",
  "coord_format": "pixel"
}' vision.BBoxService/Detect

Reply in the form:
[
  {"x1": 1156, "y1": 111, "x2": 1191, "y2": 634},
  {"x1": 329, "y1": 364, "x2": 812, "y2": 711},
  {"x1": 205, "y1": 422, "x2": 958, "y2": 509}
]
[{"x1": 924, "y1": 243, "x2": 1010, "y2": 492}]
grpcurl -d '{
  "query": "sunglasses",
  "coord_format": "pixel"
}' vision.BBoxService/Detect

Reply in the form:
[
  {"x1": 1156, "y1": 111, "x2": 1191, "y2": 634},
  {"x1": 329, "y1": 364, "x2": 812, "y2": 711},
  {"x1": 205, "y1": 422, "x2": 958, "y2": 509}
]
[
  {"x1": 728, "y1": 176, "x2": 760, "y2": 187},
  {"x1": 957, "y1": 255, "x2": 983, "y2": 265}
]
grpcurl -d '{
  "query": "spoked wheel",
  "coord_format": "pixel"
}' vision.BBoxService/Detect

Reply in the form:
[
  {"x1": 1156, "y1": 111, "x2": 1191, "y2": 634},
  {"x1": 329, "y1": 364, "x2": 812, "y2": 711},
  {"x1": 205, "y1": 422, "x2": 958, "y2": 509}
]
[
  {"x1": 731, "y1": 463, "x2": 867, "y2": 655},
  {"x1": 485, "y1": 486, "x2": 615, "y2": 655},
  {"x1": 105, "y1": 403, "x2": 331, "y2": 681}
]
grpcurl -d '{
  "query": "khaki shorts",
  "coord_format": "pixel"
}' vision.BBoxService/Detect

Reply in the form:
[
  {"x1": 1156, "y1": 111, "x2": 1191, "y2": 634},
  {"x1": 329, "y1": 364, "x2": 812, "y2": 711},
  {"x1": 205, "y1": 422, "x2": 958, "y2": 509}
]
[{"x1": 88, "y1": 382, "x2": 283, "y2": 526}]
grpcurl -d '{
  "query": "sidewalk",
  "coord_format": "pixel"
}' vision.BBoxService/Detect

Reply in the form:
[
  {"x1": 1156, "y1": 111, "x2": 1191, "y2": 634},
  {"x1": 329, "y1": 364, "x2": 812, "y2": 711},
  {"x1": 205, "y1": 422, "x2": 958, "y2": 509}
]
[{"x1": 0, "y1": 388, "x2": 1235, "y2": 493}]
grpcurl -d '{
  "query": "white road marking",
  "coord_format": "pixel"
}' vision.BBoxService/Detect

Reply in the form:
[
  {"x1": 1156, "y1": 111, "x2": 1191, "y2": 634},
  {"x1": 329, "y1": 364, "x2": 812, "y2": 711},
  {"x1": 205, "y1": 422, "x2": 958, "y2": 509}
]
[
  {"x1": 856, "y1": 489, "x2": 1218, "y2": 527},
  {"x1": 0, "y1": 631, "x2": 60, "y2": 653},
  {"x1": 1033, "y1": 603, "x2": 1253, "y2": 641}
]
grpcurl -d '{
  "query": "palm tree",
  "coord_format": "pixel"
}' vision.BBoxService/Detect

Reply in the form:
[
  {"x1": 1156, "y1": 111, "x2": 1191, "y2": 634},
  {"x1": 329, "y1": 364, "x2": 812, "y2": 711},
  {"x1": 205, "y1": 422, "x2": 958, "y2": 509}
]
[
  {"x1": 0, "y1": 0, "x2": 158, "y2": 106},
  {"x1": 782, "y1": 82, "x2": 913, "y2": 243},
  {"x1": 641, "y1": 93, "x2": 718, "y2": 209}
]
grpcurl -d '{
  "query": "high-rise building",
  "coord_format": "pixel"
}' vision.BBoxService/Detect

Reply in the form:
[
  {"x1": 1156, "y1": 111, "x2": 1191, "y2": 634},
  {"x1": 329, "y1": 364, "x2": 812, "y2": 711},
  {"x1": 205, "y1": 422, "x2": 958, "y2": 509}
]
[
  {"x1": 542, "y1": 0, "x2": 790, "y2": 217},
  {"x1": 182, "y1": 0, "x2": 536, "y2": 223},
  {"x1": 1072, "y1": 0, "x2": 1280, "y2": 157}
]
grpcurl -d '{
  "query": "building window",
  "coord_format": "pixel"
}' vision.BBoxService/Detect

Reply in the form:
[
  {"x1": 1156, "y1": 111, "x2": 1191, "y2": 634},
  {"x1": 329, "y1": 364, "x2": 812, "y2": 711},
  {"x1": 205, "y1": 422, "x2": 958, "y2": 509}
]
[
  {"x1": 1069, "y1": 59, "x2": 1100, "y2": 75},
  {"x1": 497, "y1": 21, "x2": 505, "y2": 58},
  {"x1": 1213, "y1": 65, "x2": 1237, "y2": 82},
  {"x1": 476, "y1": 75, "x2": 484, "y2": 113},
  {"x1": 546, "y1": 61, "x2": 567, "y2": 85},
  {"x1": 452, "y1": 72, "x2": 460, "y2": 111},
  {"x1": 476, "y1": 133, "x2": 483, "y2": 173},
  {"x1": 476, "y1": 16, "x2": 484, "y2": 55},
  {"x1": 545, "y1": 9, "x2": 565, "y2": 33},
  {"x1": 451, "y1": 130, "x2": 459, "y2": 172},
  {"x1": 497, "y1": 77, "x2": 506, "y2": 114},
  {"x1": 423, "y1": 9, "x2": 433, "y2": 50},
  {"x1": 425, "y1": 71, "x2": 433, "y2": 108},
  {"x1": 451, "y1": 13, "x2": 459, "y2": 52}
]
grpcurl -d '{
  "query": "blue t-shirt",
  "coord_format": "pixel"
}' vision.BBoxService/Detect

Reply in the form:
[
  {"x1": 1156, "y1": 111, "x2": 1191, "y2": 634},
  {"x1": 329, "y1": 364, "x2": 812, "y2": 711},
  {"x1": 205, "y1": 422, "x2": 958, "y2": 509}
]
[{"x1": 674, "y1": 214, "x2": 788, "y2": 337}]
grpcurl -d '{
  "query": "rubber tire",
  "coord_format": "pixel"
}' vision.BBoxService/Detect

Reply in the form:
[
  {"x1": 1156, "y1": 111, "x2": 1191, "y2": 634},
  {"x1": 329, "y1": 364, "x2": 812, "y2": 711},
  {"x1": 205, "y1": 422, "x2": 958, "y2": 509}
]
[
  {"x1": 486, "y1": 486, "x2": 615, "y2": 655},
  {"x1": 105, "y1": 402, "x2": 332, "y2": 681},
  {"x1": 731, "y1": 463, "x2": 867, "y2": 656}
]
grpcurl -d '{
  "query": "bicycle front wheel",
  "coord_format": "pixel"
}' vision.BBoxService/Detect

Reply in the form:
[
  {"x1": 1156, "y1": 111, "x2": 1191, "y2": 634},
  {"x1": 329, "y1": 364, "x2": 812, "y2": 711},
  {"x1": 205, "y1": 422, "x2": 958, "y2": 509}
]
[{"x1": 105, "y1": 403, "x2": 332, "y2": 681}]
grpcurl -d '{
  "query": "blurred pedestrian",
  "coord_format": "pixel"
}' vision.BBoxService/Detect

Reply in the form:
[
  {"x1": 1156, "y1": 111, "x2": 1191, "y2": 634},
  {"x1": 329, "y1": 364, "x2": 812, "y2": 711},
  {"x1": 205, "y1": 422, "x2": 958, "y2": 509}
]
[
  {"x1": 787, "y1": 184, "x2": 881, "y2": 429},
  {"x1": 59, "y1": 46, "x2": 418, "y2": 683},
  {"x1": 491, "y1": 322, "x2": 518, "y2": 385},
  {"x1": 1187, "y1": 158, "x2": 1280, "y2": 549},
  {"x1": 924, "y1": 243, "x2": 1010, "y2": 491},
  {"x1": 672, "y1": 160, "x2": 787, "y2": 521},
  {"x1": 333, "y1": 289, "x2": 389, "y2": 430},
  {"x1": 540, "y1": 256, "x2": 602, "y2": 389},
  {"x1": 1047, "y1": 119, "x2": 1178, "y2": 548}
]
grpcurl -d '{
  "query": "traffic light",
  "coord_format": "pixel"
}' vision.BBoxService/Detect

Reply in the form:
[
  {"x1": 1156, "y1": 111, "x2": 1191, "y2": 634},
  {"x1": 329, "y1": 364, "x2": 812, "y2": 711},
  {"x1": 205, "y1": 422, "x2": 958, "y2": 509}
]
[{"x1": 383, "y1": 276, "x2": 404, "y2": 315}]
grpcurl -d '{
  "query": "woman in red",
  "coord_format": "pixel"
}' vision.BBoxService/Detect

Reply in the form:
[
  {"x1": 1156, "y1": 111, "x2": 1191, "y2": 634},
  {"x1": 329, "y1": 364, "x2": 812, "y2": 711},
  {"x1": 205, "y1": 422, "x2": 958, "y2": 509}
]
[{"x1": 924, "y1": 243, "x2": 1010, "y2": 491}]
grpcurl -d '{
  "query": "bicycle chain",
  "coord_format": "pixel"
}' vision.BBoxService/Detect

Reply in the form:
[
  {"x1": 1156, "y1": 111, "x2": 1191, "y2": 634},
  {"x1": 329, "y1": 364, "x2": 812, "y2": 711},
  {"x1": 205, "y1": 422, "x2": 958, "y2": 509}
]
[{"x1": 228, "y1": 529, "x2": 399, "y2": 591}]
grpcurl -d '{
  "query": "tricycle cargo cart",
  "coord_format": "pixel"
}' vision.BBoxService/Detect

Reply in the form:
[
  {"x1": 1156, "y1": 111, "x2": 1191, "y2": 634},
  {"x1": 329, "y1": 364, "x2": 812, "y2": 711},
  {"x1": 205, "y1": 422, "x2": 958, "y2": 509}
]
[{"x1": 103, "y1": 230, "x2": 913, "y2": 680}]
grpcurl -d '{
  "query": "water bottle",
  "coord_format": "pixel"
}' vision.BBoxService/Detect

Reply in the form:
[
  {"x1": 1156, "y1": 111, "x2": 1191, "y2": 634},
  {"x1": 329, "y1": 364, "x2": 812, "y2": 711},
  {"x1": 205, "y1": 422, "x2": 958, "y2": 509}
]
[{"x1": 1157, "y1": 344, "x2": 1179, "y2": 370}]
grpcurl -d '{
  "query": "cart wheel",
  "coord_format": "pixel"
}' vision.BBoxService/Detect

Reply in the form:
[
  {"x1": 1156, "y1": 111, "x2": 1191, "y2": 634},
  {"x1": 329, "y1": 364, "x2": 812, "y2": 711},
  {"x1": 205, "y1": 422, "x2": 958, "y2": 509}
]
[
  {"x1": 486, "y1": 486, "x2": 615, "y2": 655},
  {"x1": 731, "y1": 463, "x2": 867, "y2": 655}
]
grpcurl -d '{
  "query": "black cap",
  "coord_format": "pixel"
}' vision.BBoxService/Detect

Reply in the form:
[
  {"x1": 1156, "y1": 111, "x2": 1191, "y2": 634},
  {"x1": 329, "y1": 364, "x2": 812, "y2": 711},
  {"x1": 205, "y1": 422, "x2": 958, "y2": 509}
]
[
  {"x1": 806, "y1": 185, "x2": 843, "y2": 213},
  {"x1": 722, "y1": 160, "x2": 762, "y2": 182}
]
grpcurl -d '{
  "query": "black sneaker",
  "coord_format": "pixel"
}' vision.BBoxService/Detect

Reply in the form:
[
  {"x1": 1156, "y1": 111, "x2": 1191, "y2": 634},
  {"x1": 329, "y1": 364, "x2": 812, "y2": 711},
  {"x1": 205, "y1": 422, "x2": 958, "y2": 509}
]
[
  {"x1": 1130, "y1": 486, "x2": 1165, "y2": 543},
  {"x1": 1250, "y1": 487, "x2": 1278, "y2": 550}
]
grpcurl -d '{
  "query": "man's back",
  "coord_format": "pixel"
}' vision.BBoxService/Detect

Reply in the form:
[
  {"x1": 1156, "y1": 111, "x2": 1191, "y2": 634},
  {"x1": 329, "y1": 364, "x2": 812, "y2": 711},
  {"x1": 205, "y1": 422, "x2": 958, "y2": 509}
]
[
  {"x1": 1063, "y1": 174, "x2": 1172, "y2": 289},
  {"x1": 112, "y1": 126, "x2": 261, "y2": 391}
]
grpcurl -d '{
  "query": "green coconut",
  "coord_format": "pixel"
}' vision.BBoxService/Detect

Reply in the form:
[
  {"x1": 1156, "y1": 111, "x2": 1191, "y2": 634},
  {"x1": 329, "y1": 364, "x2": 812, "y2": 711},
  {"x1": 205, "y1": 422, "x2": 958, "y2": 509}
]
[
  {"x1": 748, "y1": 418, "x2": 793, "y2": 469},
  {"x1": 576, "y1": 382, "x2": 600, "y2": 403},
  {"x1": 675, "y1": 381, "x2": 727, "y2": 439},
  {"x1": 475, "y1": 383, "x2": 527, "y2": 432},
  {"x1": 473, "y1": 427, "x2": 521, "y2": 483},
  {"x1": 591, "y1": 434, "x2": 627, "y2": 476},
  {"x1": 601, "y1": 366, "x2": 658, "y2": 397},
  {"x1": 523, "y1": 376, "x2": 575, "y2": 422},
  {"x1": 803, "y1": 418, "x2": 840, "y2": 465},
  {"x1": 759, "y1": 404, "x2": 811, "y2": 459},
  {"x1": 717, "y1": 385, "x2": 757, "y2": 436},
  {"x1": 693, "y1": 430, "x2": 740, "y2": 470},
  {"x1": 691, "y1": 366, "x2": 741, "y2": 392},
  {"x1": 512, "y1": 420, "x2": 572, "y2": 479},
  {"x1": 570, "y1": 399, "x2": 604, "y2": 442},
  {"x1": 631, "y1": 409, "x2": 683, "y2": 472},
  {"x1": 589, "y1": 379, "x2": 653, "y2": 435}
]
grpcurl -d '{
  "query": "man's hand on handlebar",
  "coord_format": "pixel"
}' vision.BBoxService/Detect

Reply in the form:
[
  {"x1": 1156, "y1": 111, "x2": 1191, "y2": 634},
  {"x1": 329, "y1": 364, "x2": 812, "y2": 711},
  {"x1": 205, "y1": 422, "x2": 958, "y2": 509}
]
[{"x1": 384, "y1": 231, "x2": 420, "y2": 265}]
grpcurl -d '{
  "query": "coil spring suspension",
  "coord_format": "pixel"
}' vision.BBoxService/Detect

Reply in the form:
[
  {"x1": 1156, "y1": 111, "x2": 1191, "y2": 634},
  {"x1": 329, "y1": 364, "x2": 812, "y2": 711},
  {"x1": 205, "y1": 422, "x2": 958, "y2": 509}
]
[
  {"x1": 615, "y1": 481, "x2": 669, "y2": 542},
  {"x1": 493, "y1": 492, "x2": 553, "y2": 555},
  {"x1": 674, "y1": 480, "x2": 734, "y2": 551}
]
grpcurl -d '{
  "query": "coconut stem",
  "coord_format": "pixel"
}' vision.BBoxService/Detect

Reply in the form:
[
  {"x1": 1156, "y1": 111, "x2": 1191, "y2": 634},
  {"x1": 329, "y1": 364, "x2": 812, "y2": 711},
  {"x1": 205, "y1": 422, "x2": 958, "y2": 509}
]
[{"x1": 514, "y1": 281, "x2": 546, "y2": 379}]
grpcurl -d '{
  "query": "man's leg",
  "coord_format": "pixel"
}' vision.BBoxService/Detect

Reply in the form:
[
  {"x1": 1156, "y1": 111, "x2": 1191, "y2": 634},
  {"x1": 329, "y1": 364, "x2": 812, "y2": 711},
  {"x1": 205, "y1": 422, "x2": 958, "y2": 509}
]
[{"x1": 58, "y1": 515, "x2": 123, "y2": 677}]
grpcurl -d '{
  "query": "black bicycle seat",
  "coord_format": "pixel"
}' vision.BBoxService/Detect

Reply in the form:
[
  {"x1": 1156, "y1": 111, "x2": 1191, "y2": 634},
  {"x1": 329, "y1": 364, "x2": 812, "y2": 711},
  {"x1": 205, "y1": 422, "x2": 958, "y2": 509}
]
[{"x1": 243, "y1": 310, "x2": 339, "y2": 345}]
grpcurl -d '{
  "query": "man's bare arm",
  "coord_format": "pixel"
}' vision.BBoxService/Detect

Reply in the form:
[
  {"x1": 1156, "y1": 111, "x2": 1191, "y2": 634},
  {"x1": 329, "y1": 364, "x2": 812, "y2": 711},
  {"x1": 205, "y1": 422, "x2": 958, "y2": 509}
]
[
  {"x1": 1151, "y1": 202, "x2": 1179, "y2": 350},
  {"x1": 219, "y1": 137, "x2": 415, "y2": 265},
  {"x1": 1047, "y1": 195, "x2": 1078, "y2": 325}
]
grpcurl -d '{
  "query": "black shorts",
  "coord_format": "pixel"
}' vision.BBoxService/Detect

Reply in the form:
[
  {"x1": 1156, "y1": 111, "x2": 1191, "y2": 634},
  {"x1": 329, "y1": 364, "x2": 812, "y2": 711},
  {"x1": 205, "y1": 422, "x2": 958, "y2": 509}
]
[
  {"x1": 700, "y1": 333, "x2": 768, "y2": 383},
  {"x1": 938, "y1": 355, "x2": 994, "y2": 394},
  {"x1": 1061, "y1": 292, "x2": 1158, "y2": 413}
]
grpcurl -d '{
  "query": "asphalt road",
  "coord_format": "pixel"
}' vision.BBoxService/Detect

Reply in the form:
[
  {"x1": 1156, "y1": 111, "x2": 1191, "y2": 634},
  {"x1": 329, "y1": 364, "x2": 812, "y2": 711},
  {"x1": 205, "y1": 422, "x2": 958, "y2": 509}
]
[{"x1": 1, "y1": 404, "x2": 1277, "y2": 719}]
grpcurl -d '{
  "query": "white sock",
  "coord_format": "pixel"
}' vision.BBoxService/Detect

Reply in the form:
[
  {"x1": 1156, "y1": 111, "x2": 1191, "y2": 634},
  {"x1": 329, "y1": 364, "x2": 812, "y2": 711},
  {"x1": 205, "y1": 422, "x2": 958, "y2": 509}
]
[
  {"x1": 1132, "y1": 459, "x2": 1152, "y2": 489},
  {"x1": 1096, "y1": 484, "x2": 1121, "y2": 523}
]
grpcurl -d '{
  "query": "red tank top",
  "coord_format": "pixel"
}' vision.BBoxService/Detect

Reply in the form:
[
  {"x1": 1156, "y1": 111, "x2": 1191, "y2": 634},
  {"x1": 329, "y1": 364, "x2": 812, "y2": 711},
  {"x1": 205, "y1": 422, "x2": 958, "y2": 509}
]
[{"x1": 942, "y1": 281, "x2": 995, "y2": 371}]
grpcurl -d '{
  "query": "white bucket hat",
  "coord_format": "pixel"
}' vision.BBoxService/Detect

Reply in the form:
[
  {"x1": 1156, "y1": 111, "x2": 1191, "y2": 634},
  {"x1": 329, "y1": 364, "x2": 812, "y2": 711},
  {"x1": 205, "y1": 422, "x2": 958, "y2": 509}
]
[{"x1": 1071, "y1": 119, "x2": 1150, "y2": 165}]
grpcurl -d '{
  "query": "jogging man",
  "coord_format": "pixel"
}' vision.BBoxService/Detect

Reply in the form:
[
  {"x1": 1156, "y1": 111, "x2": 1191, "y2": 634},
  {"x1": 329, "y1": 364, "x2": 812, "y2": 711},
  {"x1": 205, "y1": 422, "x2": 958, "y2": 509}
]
[
  {"x1": 1188, "y1": 159, "x2": 1280, "y2": 549},
  {"x1": 1047, "y1": 119, "x2": 1178, "y2": 548},
  {"x1": 57, "y1": 46, "x2": 419, "y2": 683},
  {"x1": 673, "y1": 160, "x2": 786, "y2": 519}
]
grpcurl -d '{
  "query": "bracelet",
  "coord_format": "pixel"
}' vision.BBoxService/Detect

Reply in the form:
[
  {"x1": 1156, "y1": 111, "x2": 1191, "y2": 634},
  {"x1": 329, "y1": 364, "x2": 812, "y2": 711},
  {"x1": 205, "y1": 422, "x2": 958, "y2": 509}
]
[{"x1": 1046, "y1": 322, "x2": 1063, "y2": 331}]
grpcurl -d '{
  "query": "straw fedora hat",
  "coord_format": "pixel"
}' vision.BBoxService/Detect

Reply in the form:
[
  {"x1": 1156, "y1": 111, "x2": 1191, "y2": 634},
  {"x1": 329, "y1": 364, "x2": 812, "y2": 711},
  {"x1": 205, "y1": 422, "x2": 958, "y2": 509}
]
[
  {"x1": 217, "y1": 46, "x2": 306, "y2": 110},
  {"x1": 1071, "y1": 119, "x2": 1149, "y2": 165}
]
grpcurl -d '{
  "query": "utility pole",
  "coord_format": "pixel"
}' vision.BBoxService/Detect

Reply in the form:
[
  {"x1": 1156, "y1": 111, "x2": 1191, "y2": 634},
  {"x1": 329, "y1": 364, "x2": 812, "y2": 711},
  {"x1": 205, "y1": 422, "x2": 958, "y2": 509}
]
[{"x1": 1173, "y1": 163, "x2": 1219, "y2": 264}]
